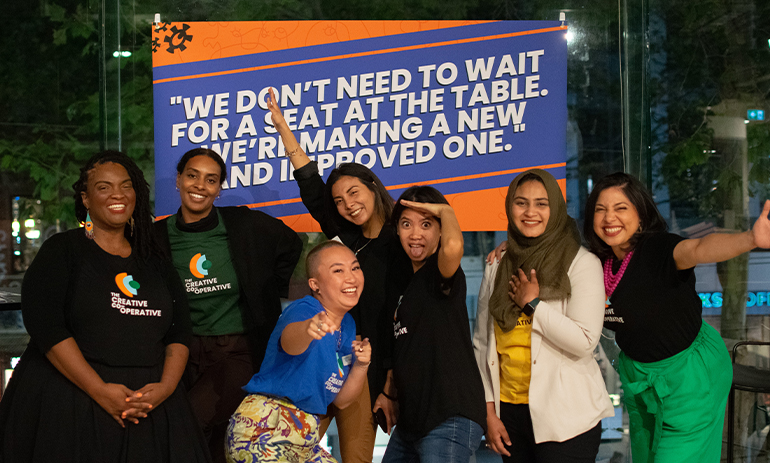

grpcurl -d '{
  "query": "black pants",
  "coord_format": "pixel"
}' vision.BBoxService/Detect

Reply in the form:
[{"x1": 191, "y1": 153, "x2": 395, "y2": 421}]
[
  {"x1": 185, "y1": 334, "x2": 255, "y2": 463},
  {"x1": 499, "y1": 402, "x2": 601, "y2": 463}
]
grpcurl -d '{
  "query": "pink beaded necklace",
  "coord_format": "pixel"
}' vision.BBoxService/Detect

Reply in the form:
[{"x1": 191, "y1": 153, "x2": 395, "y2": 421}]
[{"x1": 603, "y1": 250, "x2": 634, "y2": 299}]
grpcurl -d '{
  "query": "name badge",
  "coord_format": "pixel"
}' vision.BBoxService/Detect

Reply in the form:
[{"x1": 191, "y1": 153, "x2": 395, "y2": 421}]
[{"x1": 342, "y1": 354, "x2": 353, "y2": 366}]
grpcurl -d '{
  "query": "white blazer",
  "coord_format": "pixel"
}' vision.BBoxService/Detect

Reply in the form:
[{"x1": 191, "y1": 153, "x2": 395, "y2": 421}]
[{"x1": 472, "y1": 247, "x2": 615, "y2": 443}]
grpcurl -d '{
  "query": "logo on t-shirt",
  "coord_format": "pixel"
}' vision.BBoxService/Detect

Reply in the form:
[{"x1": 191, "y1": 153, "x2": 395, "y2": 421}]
[
  {"x1": 189, "y1": 253, "x2": 212, "y2": 279},
  {"x1": 115, "y1": 272, "x2": 140, "y2": 297},
  {"x1": 111, "y1": 273, "x2": 160, "y2": 317},
  {"x1": 336, "y1": 352, "x2": 345, "y2": 378}
]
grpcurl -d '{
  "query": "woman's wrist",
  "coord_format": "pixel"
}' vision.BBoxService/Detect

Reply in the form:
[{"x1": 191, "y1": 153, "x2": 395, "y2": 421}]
[
  {"x1": 381, "y1": 391, "x2": 397, "y2": 401},
  {"x1": 354, "y1": 359, "x2": 371, "y2": 368}
]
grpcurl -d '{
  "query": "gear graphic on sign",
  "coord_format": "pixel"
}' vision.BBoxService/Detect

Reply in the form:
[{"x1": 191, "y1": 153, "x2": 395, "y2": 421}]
[
  {"x1": 152, "y1": 37, "x2": 160, "y2": 53},
  {"x1": 164, "y1": 24, "x2": 193, "y2": 54}
]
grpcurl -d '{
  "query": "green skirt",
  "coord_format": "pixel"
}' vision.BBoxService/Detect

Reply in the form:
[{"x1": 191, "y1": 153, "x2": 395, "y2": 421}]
[{"x1": 619, "y1": 321, "x2": 732, "y2": 463}]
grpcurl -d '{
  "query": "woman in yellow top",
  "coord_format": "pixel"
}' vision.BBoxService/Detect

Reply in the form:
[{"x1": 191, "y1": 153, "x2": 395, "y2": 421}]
[{"x1": 473, "y1": 169, "x2": 614, "y2": 462}]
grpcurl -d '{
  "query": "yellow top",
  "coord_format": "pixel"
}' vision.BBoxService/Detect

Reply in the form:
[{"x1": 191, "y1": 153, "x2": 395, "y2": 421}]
[{"x1": 495, "y1": 314, "x2": 533, "y2": 404}]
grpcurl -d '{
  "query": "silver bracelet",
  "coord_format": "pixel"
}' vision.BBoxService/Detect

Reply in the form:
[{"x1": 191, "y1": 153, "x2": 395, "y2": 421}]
[{"x1": 285, "y1": 146, "x2": 301, "y2": 157}]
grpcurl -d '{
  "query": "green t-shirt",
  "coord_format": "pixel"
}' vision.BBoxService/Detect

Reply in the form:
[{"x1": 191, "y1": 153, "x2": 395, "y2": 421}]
[{"x1": 167, "y1": 212, "x2": 244, "y2": 336}]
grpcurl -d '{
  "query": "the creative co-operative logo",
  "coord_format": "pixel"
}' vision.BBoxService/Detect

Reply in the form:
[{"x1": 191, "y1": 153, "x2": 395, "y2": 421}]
[
  {"x1": 189, "y1": 253, "x2": 212, "y2": 279},
  {"x1": 115, "y1": 272, "x2": 140, "y2": 297}
]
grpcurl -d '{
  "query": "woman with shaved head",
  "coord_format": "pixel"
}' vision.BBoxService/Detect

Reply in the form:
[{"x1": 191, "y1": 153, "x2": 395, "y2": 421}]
[{"x1": 226, "y1": 241, "x2": 372, "y2": 463}]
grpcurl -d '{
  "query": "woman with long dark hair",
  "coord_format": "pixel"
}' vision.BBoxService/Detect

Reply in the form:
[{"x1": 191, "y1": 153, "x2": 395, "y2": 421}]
[
  {"x1": 268, "y1": 88, "x2": 410, "y2": 462},
  {"x1": 0, "y1": 151, "x2": 210, "y2": 462},
  {"x1": 380, "y1": 185, "x2": 486, "y2": 463},
  {"x1": 584, "y1": 172, "x2": 770, "y2": 462}
]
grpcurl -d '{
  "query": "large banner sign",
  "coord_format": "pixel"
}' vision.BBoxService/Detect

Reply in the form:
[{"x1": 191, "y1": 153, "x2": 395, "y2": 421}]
[{"x1": 152, "y1": 21, "x2": 567, "y2": 231}]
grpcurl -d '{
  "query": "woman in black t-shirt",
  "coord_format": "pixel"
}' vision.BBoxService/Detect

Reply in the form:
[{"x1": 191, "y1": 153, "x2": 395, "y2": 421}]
[
  {"x1": 380, "y1": 186, "x2": 486, "y2": 463},
  {"x1": 268, "y1": 88, "x2": 410, "y2": 463},
  {"x1": 583, "y1": 172, "x2": 770, "y2": 463},
  {"x1": 0, "y1": 151, "x2": 210, "y2": 462}
]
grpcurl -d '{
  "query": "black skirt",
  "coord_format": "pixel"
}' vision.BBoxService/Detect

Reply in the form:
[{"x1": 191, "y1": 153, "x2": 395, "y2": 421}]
[{"x1": 0, "y1": 346, "x2": 211, "y2": 463}]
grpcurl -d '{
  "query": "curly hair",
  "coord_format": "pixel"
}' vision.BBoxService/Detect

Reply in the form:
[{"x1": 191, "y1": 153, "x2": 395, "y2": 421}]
[{"x1": 72, "y1": 151, "x2": 162, "y2": 261}]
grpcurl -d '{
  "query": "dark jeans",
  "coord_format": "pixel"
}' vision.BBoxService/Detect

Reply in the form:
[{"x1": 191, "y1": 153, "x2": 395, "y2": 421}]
[
  {"x1": 185, "y1": 334, "x2": 254, "y2": 463},
  {"x1": 499, "y1": 402, "x2": 601, "y2": 463},
  {"x1": 382, "y1": 416, "x2": 484, "y2": 463}
]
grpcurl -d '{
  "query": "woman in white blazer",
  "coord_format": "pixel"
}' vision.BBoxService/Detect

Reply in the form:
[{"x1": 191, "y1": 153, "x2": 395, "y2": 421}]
[{"x1": 473, "y1": 169, "x2": 614, "y2": 463}]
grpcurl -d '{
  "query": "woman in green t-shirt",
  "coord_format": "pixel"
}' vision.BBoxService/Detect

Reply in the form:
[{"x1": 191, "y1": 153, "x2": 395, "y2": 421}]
[{"x1": 155, "y1": 148, "x2": 302, "y2": 463}]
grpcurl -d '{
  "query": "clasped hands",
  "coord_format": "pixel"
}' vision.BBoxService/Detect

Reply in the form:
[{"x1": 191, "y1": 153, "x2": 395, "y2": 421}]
[{"x1": 96, "y1": 381, "x2": 173, "y2": 428}]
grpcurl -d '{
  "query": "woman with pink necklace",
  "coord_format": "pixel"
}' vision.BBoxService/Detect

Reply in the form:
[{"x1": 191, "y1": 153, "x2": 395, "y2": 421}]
[{"x1": 583, "y1": 172, "x2": 770, "y2": 463}]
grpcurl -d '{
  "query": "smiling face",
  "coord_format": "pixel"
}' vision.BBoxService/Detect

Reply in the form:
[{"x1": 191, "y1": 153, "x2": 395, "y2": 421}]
[
  {"x1": 593, "y1": 186, "x2": 641, "y2": 259},
  {"x1": 176, "y1": 154, "x2": 223, "y2": 223},
  {"x1": 510, "y1": 180, "x2": 551, "y2": 238},
  {"x1": 331, "y1": 176, "x2": 379, "y2": 229},
  {"x1": 397, "y1": 208, "x2": 441, "y2": 272},
  {"x1": 81, "y1": 162, "x2": 136, "y2": 233},
  {"x1": 309, "y1": 245, "x2": 364, "y2": 315}
]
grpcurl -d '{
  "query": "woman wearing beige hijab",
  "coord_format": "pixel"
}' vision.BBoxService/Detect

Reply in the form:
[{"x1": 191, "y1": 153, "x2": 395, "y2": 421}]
[{"x1": 473, "y1": 169, "x2": 613, "y2": 462}]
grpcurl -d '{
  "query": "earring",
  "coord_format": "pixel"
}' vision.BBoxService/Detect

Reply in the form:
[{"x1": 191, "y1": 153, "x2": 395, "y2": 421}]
[
  {"x1": 85, "y1": 210, "x2": 94, "y2": 240},
  {"x1": 129, "y1": 216, "x2": 135, "y2": 237}
]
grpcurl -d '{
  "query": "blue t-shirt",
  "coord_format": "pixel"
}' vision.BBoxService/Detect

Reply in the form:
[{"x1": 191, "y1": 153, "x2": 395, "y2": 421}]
[{"x1": 243, "y1": 296, "x2": 356, "y2": 415}]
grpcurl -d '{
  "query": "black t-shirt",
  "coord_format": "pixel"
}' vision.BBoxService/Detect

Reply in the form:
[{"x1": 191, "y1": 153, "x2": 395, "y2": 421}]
[
  {"x1": 391, "y1": 254, "x2": 487, "y2": 437},
  {"x1": 604, "y1": 233, "x2": 702, "y2": 363},
  {"x1": 22, "y1": 230, "x2": 190, "y2": 367},
  {"x1": 294, "y1": 161, "x2": 412, "y2": 403}
]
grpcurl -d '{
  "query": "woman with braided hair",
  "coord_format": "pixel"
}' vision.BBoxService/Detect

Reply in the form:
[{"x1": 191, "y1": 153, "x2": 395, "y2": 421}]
[{"x1": 0, "y1": 151, "x2": 210, "y2": 462}]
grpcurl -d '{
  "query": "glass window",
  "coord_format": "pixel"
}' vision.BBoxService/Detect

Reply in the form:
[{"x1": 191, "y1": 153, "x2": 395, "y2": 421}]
[{"x1": 3, "y1": 1, "x2": 769, "y2": 461}]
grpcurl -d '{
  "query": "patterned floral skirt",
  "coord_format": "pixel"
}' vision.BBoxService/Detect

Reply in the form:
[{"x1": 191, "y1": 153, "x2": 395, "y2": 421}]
[{"x1": 226, "y1": 394, "x2": 336, "y2": 463}]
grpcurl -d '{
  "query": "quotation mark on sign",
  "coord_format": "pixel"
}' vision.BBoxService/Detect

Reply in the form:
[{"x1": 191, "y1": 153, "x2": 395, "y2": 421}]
[{"x1": 169, "y1": 96, "x2": 183, "y2": 105}]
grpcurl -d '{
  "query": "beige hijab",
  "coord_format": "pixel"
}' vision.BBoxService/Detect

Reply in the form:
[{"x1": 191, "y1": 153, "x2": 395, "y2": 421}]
[{"x1": 489, "y1": 169, "x2": 581, "y2": 332}]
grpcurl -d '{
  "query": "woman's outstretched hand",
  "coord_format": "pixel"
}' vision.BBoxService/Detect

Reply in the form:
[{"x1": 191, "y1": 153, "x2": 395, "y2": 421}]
[
  {"x1": 306, "y1": 311, "x2": 337, "y2": 340},
  {"x1": 751, "y1": 200, "x2": 770, "y2": 249}
]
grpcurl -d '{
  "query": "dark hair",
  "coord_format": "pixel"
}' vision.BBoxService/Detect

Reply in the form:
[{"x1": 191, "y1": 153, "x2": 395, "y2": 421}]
[
  {"x1": 305, "y1": 240, "x2": 350, "y2": 280},
  {"x1": 390, "y1": 185, "x2": 450, "y2": 227},
  {"x1": 583, "y1": 172, "x2": 667, "y2": 261},
  {"x1": 73, "y1": 151, "x2": 162, "y2": 261},
  {"x1": 325, "y1": 163, "x2": 394, "y2": 233},
  {"x1": 176, "y1": 148, "x2": 227, "y2": 184}
]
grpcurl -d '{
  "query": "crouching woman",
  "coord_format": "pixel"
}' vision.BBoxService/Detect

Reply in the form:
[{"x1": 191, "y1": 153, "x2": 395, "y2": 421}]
[{"x1": 226, "y1": 241, "x2": 371, "y2": 463}]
